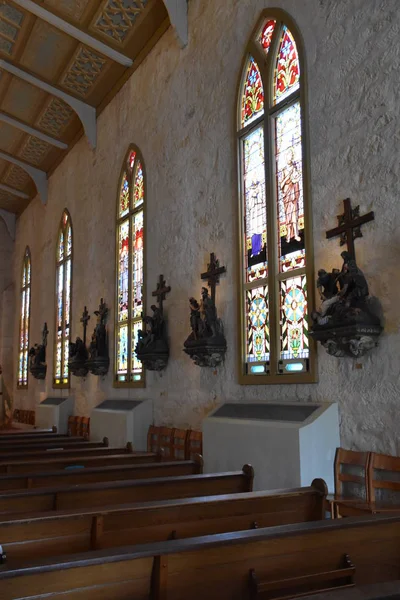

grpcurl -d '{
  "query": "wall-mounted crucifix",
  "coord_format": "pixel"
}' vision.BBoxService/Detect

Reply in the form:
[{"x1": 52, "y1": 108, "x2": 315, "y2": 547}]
[
  {"x1": 326, "y1": 198, "x2": 374, "y2": 260},
  {"x1": 152, "y1": 274, "x2": 171, "y2": 313},
  {"x1": 201, "y1": 252, "x2": 226, "y2": 305},
  {"x1": 80, "y1": 306, "x2": 90, "y2": 346}
]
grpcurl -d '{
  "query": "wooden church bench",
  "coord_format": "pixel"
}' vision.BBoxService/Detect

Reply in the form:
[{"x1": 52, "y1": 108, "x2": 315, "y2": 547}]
[
  {"x1": 328, "y1": 448, "x2": 370, "y2": 517},
  {"x1": 0, "y1": 456, "x2": 203, "y2": 491},
  {"x1": 0, "y1": 451, "x2": 160, "y2": 475},
  {"x1": 0, "y1": 427, "x2": 58, "y2": 441},
  {"x1": 0, "y1": 479, "x2": 326, "y2": 566},
  {"x1": 147, "y1": 425, "x2": 160, "y2": 453},
  {"x1": 68, "y1": 415, "x2": 82, "y2": 437},
  {"x1": 0, "y1": 438, "x2": 106, "y2": 454},
  {"x1": 0, "y1": 465, "x2": 254, "y2": 515},
  {"x1": 171, "y1": 428, "x2": 187, "y2": 460},
  {"x1": 0, "y1": 435, "x2": 84, "y2": 447},
  {"x1": 335, "y1": 452, "x2": 400, "y2": 517},
  {"x1": 2, "y1": 513, "x2": 400, "y2": 600}
]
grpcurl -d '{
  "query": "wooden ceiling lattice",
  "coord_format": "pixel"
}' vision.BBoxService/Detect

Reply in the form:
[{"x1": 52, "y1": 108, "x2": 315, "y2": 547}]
[{"x1": 0, "y1": 0, "x2": 169, "y2": 215}]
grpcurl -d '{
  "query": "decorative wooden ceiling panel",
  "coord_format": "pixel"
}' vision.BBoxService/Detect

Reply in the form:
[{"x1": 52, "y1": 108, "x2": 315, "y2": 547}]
[
  {"x1": 0, "y1": 0, "x2": 170, "y2": 215},
  {"x1": 19, "y1": 20, "x2": 76, "y2": 79}
]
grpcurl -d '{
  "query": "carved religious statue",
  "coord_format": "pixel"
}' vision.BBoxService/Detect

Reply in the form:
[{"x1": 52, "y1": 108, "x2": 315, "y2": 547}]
[
  {"x1": 68, "y1": 306, "x2": 90, "y2": 377},
  {"x1": 310, "y1": 200, "x2": 382, "y2": 357},
  {"x1": 29, "y1": 322, "x2": 49, "y2": 380},
  {"x1": 86, "y1": 299, "x2": 110, "y2": 376},
  {"x1": 184, "y1": 253, "x2": 227, "y2": 367},
  {"x1": 135, "y1": 275, "x2": 171, "y2": 371}
]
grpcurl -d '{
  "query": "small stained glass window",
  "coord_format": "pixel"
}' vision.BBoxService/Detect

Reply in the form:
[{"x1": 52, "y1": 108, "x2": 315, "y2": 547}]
[
  {"x1": 115, "y1": 147, "x2": 145, "y2": 385},
  {"x1": 17, "y1": 248, "x2": 31, "y2": 387},
  {"x1": 258, "y1": 19, "x2": 276, "y2": 54},
  {"x1": 241, "y1": 56, "x2": 264, "y2": 127},
  {"x1": 54, "y1": 210, "x2": 72, "y2": 387},
  {"x1": 274, "y1": 25, "x2": 300, "y2": 104},
  {"x1": 238, "y1": 14, "x2": 313, "y2": 383}
]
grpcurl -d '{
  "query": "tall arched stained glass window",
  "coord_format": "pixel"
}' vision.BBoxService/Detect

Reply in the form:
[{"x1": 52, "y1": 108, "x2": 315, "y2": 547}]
[
  {"x1": 17, "y1": 247, "x2": 31, "y2": 388},
  {"x1": 115, "y1": 146, "x2": 145, "y2": 386},
  {"x1": 54, "y1": 210, "x2": 72, "y2": 387},
  {"x1": 238, "y1": 11, "x2": 315, "y2": 384}
]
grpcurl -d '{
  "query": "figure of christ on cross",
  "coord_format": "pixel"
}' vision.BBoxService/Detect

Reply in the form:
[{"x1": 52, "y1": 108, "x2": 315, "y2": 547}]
[
  {"x1": 152, "y1": 275, "x2": 171, "y2": 314},
  {"x1": 201, "y1": 253, "x2": 226, "y2": 306}
]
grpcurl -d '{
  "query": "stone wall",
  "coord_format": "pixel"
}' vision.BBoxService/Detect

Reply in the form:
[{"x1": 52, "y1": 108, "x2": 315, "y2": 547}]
[
  {"x1": 0, "y1": 218, "x2": 15, "y2": 415},
  {"x1": 12, "y1": 0, "x2": 400, "y2": 453}
]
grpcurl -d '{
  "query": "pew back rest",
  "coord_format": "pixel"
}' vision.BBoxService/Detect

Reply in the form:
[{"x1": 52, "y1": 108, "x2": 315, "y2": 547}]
[
  {"x1": 334, "y1": 448, "x2": 370, "y2": 501},
  {"x1": 186, "y1": 430, "x2": 203, "y2": 460},
  {"x1": 368, "y1": 452, "x2": 400, "y2": 505}
]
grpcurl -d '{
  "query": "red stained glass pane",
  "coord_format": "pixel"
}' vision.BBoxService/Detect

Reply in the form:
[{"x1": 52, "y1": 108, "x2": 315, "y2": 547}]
[
  {"x1": 128, "y1": 151, "x2": 136, "y2": 170},
  {"x1": 118, "y1": 219, "x2": 129, "y2": 322},
  {"x1": 241, "y1": 57, "x2": 264, "y2": 128},
  {"x1": 132, "y1": 211, "x2": 144, "y2": 319},
  {"x1": 274, "y1": 26, "x2": 300, "y2": 104},
  {"x1": 258, "y1": 19, "x2": 276, "y2": 54}
]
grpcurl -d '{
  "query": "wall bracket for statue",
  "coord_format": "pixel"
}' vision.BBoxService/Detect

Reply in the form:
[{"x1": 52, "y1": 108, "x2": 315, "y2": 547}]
[
  {"x1": 68, "y1": 306, "x2": 90, "y2": 377},
  {"x1": 136, "y1": 275, "x2": 171, "y2": 372},
  {"x1": 310, "y1": 199, "x2": 382, "y2": 358},
  {"x1": 86, "y1": 299, "x2": 110, "y2": 376},
  {"x1": 184, "y1": 253, "x2": 227, "y2": 368},
  {"x1": 29, "y1": 322, "x2": 48, "y2": 380}
]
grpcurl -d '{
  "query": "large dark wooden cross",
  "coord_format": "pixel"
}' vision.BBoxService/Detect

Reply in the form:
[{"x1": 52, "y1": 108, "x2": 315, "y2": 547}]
[
  {"x1": 80, "y1": 306, "x2": 90, "y2": 345},
  {"x1": 201, "y1": 252, "x2": 226, "y2": 305},
  {"x1": 326, "y1": 198, "x2": 374, "y2": 260},
  {"x1": 152, "y1": 274, "x2": 171, "y2": 313}
]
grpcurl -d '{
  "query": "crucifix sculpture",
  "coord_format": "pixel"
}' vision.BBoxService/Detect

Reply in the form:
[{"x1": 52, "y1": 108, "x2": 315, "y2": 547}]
[
  {"x1": 152, "y1": 274, "x2": 171, "y2": 313},
  {"x1": 80, "y1": 306, "x2": 90, "y2": 345},
  {"x1": 42, "y1": 322, "x2": 49, "y2": 347},
  {"x1": 326, "y1": 198, "x2": 374, "y2": 260},
  {"x1": 201, "y1": 252, "x2": 226, "y2": 305}
]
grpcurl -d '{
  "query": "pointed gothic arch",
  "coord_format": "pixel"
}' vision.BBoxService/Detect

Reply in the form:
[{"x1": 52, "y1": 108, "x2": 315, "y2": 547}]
[{"x1": 237, "y1": 9, "x2": 316, "y2": 384}]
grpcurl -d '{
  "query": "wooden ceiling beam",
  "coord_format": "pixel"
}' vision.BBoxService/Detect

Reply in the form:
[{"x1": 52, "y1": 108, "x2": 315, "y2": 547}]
[
  {"x1": 163, "y1": 0, "x2": 188, "y2": 47},
  {"x1": 0, "y1": 183, "x2": 30, "y2": 200},
  {"x1": 0, "y1": 111, "x2": 68, "y2": 150},
  {"x1": 0, "y1": 150, "x2": 47, "y2": 205},
  {"x1": 0, "y1": 209, "x2": 16, "y2": 240},
  {"x1": 12, "y1": 0, "x2": 133, "y2": 67},
  {"x1": 0, "y1": 59, "x2": 97, "y2": 149}
]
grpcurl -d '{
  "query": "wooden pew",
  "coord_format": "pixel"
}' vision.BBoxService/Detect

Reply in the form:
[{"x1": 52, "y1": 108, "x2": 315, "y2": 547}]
[
  {"x1": 2, "y1": 513, "x2": 400, "y2": 599},
  {"x1": 0, "y1": 480, "x2": 326, "y2": 565},
  {"x1": 0, "y1": 457, "x2": 203, "y2": 491},
  {"x1": 0, "y1": 466, "x2": 254, "y2": 515},
  {"x1": 0, "y1": 439, "x2": 106, "y2": 453},
  {"x1": 0, "y1": 451, "x2": 160, "y2": 474},
  {"x1": 328, "y1": 448, "x2": 370, "y2": 517},
  {"x1": 0, "y1": 435, "x2": 85, "y2": 447},
  {"x1": 0, "y1": 426, "x2": 57, "y2": 440},
  {"x1": 0, "y1": 441, "x2": 135, "y2": 469}
]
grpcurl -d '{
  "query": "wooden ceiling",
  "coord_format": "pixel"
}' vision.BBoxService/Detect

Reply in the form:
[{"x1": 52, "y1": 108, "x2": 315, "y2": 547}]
[{"x1": 0, "y1": 0, "x2": 169, "y2": 215}]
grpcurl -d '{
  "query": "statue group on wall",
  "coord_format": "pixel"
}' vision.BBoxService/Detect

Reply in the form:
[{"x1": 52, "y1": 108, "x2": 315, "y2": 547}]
[
  {"x1": 183, "y1": 253, "x2": 227, "y2": 368},
  {"x1": 310, "y1": 199, "x2": 382, "y2": 358},
  {"x1": 69, "y1": 299, "x2": 110, "y2": 378},
  {"x1": 29, "y1": 323, "x2": 48, "y2": 380}
]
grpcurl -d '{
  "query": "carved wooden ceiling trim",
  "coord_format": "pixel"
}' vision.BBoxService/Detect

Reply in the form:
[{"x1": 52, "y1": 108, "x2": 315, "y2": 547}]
[{"x1": 0, "y1": 0, "x2": 169, "y2": 215}]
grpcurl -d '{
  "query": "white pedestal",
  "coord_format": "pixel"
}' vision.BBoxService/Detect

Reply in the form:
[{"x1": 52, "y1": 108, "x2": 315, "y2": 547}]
[
  {"x1": 90, "y1": 399, "x2": 153, "y2": 449},
  {"x1": 203, "y1": 402, "x2": 339, "y2": 493},
  {"x1": 36, "y1": 397, "x2": 75, "y2": 434}
]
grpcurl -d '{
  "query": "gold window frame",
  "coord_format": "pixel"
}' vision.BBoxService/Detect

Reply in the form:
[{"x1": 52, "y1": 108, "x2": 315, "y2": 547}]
[{"x1": 17, "y1": 246, "x2": 31, "y2": 389}]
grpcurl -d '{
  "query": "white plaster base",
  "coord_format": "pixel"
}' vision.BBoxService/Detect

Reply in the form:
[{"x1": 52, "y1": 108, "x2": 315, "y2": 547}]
[
  {"x1": 36, "y1": 396, "x2": 75, "y2": 434},
  {"x1": 90, "y1": 399, "x2": 153, "y2": 449}
]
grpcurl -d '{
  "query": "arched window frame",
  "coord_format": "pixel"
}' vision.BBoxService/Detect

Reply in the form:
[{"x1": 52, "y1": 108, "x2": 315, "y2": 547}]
[
  {"x1": 237, "y1": 9, "x2": 317, "y2": 384},
  {"x1": 17, "y1": 247, "x2": 31, "y2": 388},
  {"x1": 54, "y1": 209, "x2": 73, "y2": 388},
  {"x1": 114, "y1": 145, "x2": 146, "y2": 388}
]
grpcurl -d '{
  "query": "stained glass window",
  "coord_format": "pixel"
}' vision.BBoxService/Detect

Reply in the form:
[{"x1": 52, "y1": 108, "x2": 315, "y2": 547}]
[
  {"x1": 54, "y1": 210, "x2": 72, "y2": 387},
  {"x1": 238, "y1": 13, "x2": 314, "y2": 382},
  {"x1": 115, "y1": 146, "x2": 145, "y2": 385},
  {"x1": 17, "y1": 248, "x2": 31, "y2": 388}
]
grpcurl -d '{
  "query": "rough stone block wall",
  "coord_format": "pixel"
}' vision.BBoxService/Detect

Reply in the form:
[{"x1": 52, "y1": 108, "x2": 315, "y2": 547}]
[{"x1": 11, "y1": 0, "x2": 400, "y2": 453}]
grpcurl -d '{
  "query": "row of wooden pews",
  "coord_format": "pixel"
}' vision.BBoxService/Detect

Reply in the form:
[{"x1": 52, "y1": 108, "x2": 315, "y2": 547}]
[
  {"x1": 0, "y1": 429, "x2": 399, "y2": 598},
  {"x1": 12, "y1": 410, "x2": 35, "y2": 426}
]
